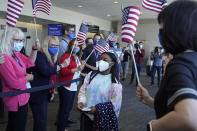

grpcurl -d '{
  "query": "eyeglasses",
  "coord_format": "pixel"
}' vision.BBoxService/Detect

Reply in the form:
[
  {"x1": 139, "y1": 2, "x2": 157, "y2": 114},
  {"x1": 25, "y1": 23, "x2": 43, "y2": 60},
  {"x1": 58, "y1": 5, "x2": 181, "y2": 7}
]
[{"x1": 12, "y1": 38, "x2": 25, "y2": 43}]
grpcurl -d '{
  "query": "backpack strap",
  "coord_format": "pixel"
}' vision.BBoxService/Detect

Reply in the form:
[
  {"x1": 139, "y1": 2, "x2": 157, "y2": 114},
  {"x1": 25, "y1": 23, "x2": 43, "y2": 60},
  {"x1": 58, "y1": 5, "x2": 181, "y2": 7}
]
[{"x1": 89, "y1": 71, "x2": 99, "y2": 84}]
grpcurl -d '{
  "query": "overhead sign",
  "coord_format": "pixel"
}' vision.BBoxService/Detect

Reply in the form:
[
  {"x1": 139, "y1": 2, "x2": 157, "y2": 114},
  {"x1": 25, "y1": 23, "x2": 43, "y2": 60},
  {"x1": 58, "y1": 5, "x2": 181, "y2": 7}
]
[{"x1": 48, "y1": 24, "x2": 63, "y2": 36}]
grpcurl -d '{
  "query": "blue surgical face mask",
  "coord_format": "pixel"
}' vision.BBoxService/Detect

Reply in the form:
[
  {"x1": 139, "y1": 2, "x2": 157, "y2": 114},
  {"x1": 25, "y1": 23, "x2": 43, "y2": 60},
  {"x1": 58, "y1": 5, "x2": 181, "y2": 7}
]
[
  {"x1": 158, "y1": 29, "x2": 163, "y2": 47},
  {"x1": 48, "y1": 47, "x2": 58, "y2": 55},
  {"x1": 109, "y1": 42, "x2": 116, "y2": 47},
  {"x1": 93, "y1": 40, "x2": 98, "y2": 45},
  {"x1": 73, "y1": 46, "x2": 80, "y2": 53},
  {"x1": 68, "y1": 33, "x2": 75, "y2": 40}
]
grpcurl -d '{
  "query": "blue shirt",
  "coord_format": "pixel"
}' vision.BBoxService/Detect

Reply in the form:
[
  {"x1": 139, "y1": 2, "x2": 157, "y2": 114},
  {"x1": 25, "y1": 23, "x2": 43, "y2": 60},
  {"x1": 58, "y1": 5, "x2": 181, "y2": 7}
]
[
  {"x1": 153, "y1": 52, "x2": 162, "y2": 67},
  {"x1": 58, "y1": 38, "x2": 69, "y2": 63}
]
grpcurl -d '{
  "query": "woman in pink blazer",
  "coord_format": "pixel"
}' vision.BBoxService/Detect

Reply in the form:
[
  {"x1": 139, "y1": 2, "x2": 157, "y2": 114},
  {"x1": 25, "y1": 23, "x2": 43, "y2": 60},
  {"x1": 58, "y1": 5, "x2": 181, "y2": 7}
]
[{"x1": 0, "y1": 27, "x2": 39, "y2": 131}]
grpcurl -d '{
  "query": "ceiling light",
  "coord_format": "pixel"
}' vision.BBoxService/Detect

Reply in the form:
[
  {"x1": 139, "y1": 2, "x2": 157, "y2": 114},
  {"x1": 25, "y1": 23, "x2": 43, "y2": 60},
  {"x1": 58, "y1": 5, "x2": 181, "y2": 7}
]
[
  {"x1": 77, "y1": 5, "x2": 83, "y2": 8},
  {"x1": 106, "y1": 14, "x2": 111, "y2": 17},
  {"x1": 114, "y1": 1, "x2": 119, "y2": 4}
]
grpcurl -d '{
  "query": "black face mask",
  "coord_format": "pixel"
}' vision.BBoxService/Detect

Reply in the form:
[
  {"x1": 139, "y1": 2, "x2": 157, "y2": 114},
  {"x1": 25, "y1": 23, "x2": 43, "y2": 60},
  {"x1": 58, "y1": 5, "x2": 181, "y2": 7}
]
[{"x1": 158, "y1": 29, "x2": 163, "y2": 47}]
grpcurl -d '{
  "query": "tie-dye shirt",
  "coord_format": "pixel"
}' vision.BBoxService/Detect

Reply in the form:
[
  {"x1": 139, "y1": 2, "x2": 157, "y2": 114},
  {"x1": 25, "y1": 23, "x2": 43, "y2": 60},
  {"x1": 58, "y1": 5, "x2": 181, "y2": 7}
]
[{"x1": 78, "y1": 72, "x2": 122, "y2": 118}]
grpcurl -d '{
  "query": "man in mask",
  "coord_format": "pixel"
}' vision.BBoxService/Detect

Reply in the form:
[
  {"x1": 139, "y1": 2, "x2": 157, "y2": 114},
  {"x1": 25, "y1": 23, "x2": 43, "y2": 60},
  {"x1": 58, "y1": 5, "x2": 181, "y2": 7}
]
[
  {"x1": 81, "y1": 34, "x2": 101, "y2": 76},
  {"x1": 58, "y1": 24, "x2": 75, "y2": 62},
  {"x1": 93, "y1": 33, "x2": 101, "y2": 46},
  {"x1": 130, "y1": 41, "x2": 145, "y2": 85}
]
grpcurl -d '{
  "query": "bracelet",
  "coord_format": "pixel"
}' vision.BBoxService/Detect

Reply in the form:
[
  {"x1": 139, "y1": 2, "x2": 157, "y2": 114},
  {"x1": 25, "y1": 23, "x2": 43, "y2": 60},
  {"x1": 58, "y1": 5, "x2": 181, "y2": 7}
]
[{"x1": 59, "y1": 64, "x2": 63, "y2": 70}]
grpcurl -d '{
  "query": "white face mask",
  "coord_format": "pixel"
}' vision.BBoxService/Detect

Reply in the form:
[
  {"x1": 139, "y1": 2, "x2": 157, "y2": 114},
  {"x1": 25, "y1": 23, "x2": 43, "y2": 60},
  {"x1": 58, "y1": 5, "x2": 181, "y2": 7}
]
[
  {"x1": 12, "y1": 42, "x2": 24, "y2": 52},
  {"x1": 98, "y1": 60, "x2": 110, "y2": 72}
]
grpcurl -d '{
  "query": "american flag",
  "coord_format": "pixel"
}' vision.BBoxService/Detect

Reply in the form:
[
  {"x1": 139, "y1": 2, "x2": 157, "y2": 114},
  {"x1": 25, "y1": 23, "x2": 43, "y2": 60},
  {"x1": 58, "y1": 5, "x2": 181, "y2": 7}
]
[
  {"x1": 6, "y1": 0, "x2": 24, "y2": 27},
  {"x1": 107, "y1": 32, "x2": 118, "y2": 42},
  {"x1": 142, "y1": 0, "x2": 167, "y2": 13},
  {"x1": 122, "y1": 6, "x2": 141, "y2": 44},
  {"x1": 94, "y1": 38, "x2": 109, "y2": 54},
  {"x1": 32, "y1": 0, "x2": 52, "y2": 17},
  {"x1": 77, "y1": 23, "x2": 88, "y2": 46}
]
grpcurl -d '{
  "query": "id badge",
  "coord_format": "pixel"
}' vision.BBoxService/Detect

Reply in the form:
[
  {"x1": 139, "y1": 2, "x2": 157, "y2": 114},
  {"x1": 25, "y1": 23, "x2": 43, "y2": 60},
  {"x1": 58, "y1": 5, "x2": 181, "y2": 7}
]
[{"x1": 26, "y1": 82, "x2": 31, "y2": 89}]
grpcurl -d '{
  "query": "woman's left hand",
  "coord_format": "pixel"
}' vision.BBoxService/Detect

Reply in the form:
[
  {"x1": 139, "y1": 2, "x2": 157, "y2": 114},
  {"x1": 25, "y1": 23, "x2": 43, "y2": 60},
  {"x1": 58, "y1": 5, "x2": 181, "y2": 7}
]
[{"x1": 89, "y1": 106, "x2": 96, "y2": 114}]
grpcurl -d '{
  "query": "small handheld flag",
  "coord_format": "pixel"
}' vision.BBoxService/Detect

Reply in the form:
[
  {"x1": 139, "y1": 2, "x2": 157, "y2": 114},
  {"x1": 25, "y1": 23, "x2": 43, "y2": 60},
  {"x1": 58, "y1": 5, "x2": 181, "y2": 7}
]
[
  {"x1": 122, "y1": 6, "x2": 141, "y2": 44},
  {"x1": 94, "y1": 39, "x2": 109, "y2": 54},
  {"x1": 77, "y1": 23, "x2": 88, "y2": 46},
  {"x1": 107, "y1": 32, "x2": 118, "y2": 42},
  {"x1": 32, "y1": 0, "x2": 52, "y2": 17},
  {"x1": 142, "y1": 0, "x2": 167, "y2": 13},
  {"x1": 6, "y1": 0, "x2": 24, "y2": 27}
]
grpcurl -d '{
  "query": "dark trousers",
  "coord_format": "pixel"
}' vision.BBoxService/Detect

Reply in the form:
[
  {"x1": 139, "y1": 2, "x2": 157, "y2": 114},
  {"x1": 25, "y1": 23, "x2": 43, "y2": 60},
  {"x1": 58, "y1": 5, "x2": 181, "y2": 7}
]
[
  {"x1": 151, "y1": 65, "x2": 162, "y2": 86},
  {"x1": 131, "y1": 63, "x2": 143, "y2": 84},
  {"x1": 29, "y1": 94, "x2": 48, "y2": 131},
  {"x1": 57, "y1": 87, "x2": 76, "y2": 131},
  {"x1": 80, "y1": 113, "x2": 94, "y2": 131},
  {"x1": 6, "y1": 104, "x2": 28, "y2": 131}
]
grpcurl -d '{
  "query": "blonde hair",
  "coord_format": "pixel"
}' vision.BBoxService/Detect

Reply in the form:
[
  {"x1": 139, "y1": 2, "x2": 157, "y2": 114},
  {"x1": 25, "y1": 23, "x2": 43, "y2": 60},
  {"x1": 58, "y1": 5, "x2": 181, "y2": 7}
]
[
  {"x1": 41, "y1": 36, "x2": 59, "y2": 64},
  {"x1": 0, "y1": 27, "x2": 24, "y2": 55}
]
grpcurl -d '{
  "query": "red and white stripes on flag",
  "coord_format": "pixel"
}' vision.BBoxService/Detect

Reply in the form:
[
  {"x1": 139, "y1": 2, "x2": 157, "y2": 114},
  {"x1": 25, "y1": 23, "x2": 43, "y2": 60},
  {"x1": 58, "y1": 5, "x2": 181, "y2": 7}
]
[
  {"x1": 107, "y1": 32, "x2": 118, "y2": 42},
  {"x1": 6, "y1": 0, "x2": 24, "y2": 27},
  {"x1": 94, "y1": 39, "x2": 109, "y2": 54},
  {"x1": 94, "y1": 43, "x2": 109, "y2": 54},
  {"x1": 33, "y1": 0, "x2": 52, "y2": 17},
  {"x1": 122, "y1": 6, "x2": 141, "y2": 44},
  {"x1": 142, "y1": 0, "x2": 167, "y2": 13},
  {"x1": 77, "y1": 23, "x2": 88, "y2": 46}
]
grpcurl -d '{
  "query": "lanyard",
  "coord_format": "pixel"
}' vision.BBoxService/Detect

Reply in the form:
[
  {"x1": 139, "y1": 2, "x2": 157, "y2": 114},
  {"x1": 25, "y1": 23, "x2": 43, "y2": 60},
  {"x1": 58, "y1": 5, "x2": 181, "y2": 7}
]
[
  {"x1": 12, "y1": 54, "x2": 23, "y2": 68},
  {"x1": 94, "y1": 50, "x2": 99, "y2": 60}
]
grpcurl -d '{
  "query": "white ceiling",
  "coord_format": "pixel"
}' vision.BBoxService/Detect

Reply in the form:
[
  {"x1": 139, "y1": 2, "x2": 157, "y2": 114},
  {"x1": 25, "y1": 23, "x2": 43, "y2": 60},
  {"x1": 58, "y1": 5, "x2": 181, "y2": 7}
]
[{"x1": 52, "y1": 0, "x2": 175, "y2": 21}]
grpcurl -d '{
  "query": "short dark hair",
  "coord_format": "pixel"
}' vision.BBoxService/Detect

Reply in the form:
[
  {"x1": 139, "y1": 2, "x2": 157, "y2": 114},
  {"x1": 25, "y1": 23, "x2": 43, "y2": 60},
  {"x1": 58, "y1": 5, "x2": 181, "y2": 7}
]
[
  {"x1": 160, "y1": 0, "x2": 197, "y2": 55},
  {"x1": 100, "y1": 52, "x2": 120, "y2": 83},
  {"x1": 62, "y1": 24, "x2": 74, "y2": 35},
  {"x1": 85, "y1": 37, "x2": 93, "y2": 44}
]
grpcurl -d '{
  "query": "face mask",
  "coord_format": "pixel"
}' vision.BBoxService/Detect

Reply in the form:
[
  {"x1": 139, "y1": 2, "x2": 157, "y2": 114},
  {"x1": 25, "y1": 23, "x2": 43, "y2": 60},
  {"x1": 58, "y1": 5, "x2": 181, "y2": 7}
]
[
  {"x1": 48, "y1": 47, "x2": 58, "y2": 55},
  {"x1": 73, "y1": 46, "x2": 80, "y2": 53},
  {"x1": 158, "y1": 29, "x2": 163, "y2": 47},
  {"x1": 98, "y1": 60, "x2": 110, "y2": 72},
  {"x1": 12, "y1": 42, "x2": 23, "y2": 52},
  {"x1": 93, "y1": 40, "x2": 98, "y2": 45},
  {"x1": 110, "y1": 42, "x2": 116, "y2": 47},
  {"x1": 68, "y1": 33, "x2": 75, "y2": 40}
]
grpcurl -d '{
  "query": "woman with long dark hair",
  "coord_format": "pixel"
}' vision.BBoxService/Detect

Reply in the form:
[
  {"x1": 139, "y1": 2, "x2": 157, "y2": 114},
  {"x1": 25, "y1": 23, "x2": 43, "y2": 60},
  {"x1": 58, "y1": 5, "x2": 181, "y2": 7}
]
[
  {"x1": 78, "y1": 52, "x2": 122, "y2": 131},
  {"x1": 137, "y1": 1, "x2": 197, "y2": 130}
]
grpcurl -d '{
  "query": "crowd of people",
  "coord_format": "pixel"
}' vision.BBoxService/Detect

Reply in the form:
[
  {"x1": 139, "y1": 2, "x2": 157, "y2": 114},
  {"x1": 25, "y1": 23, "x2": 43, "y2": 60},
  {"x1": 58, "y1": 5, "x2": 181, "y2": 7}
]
[{"x1": 0, "y1": 0, "x2": 197, "y2": 131}]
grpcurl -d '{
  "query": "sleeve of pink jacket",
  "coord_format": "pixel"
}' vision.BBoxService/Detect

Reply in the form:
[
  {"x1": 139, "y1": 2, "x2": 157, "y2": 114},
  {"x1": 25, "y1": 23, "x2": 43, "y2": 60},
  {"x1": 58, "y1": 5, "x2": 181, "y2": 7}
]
[{"x1": 0, "y1": 54, "x2": 28, "y2": 90}]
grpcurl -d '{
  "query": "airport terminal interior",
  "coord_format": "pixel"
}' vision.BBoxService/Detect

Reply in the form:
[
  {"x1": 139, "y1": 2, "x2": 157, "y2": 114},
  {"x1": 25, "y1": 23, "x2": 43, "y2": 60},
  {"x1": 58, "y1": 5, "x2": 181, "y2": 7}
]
[{"x1": 1, "y1": 0, "x2": 197, "y2": 131}]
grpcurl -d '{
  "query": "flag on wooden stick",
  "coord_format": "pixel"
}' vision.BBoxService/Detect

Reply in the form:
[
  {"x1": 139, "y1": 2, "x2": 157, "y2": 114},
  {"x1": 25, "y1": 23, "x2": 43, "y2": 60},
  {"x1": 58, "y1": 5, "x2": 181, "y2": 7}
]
[
  {"x1": 77, "y1": 23, "x2": 88, "y2": 46},
  {"x1": 6, "y1": 0, "x2": 24, "y2": 27}
]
